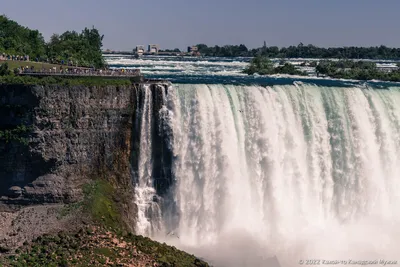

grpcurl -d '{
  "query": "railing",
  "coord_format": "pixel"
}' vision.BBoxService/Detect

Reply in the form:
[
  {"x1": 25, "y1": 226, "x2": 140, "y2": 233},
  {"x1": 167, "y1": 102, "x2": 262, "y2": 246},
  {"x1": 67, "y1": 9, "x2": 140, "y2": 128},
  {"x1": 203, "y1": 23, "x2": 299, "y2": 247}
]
[{"x1": 17, "y1": 69, "x2": 142, "y2": 77}]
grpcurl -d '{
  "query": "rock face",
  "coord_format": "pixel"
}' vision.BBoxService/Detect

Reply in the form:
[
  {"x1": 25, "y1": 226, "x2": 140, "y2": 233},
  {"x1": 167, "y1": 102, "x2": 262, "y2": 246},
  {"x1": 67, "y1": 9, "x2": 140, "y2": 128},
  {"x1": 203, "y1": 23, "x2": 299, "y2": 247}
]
[{"x1": 0, "y1": 84, "x2": 138, "y2": 207}]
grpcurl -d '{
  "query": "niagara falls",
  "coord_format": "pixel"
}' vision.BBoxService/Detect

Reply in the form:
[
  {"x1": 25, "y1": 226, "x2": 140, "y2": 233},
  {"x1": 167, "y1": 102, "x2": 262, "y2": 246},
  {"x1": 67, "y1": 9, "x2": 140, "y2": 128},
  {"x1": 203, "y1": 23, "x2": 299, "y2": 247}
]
[
  {"x1": 1, "y1": 2, "x2": 400, "y2": 265},
  {"x1": 102, "y1": 55, "x2": 400, "y2": 266}
]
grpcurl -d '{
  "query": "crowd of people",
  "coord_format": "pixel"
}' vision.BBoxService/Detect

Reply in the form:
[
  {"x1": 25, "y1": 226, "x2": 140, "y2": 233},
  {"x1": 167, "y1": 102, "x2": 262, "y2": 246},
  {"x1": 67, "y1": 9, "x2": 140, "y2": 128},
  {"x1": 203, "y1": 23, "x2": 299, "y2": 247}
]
[
  {"x1": 0, "y1": 53, "x2": 31, "y2": 61},
  {"x1": 1, "y1": 53, "x2": 141, "y2": 77},
  {"x1": 0, "y1": 53, "x2": 76, "y2": 65},
  {"x1": 17, "y1": 66, "x2": 141, "y2": 77}
]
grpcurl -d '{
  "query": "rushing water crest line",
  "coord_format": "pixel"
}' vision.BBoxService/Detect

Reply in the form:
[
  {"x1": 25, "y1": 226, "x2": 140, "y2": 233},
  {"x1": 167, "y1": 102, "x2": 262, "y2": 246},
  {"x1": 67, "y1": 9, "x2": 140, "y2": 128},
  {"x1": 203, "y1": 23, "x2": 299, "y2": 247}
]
[{"x1": 133, "y1": 83, "x2": 400, "y2": 266}]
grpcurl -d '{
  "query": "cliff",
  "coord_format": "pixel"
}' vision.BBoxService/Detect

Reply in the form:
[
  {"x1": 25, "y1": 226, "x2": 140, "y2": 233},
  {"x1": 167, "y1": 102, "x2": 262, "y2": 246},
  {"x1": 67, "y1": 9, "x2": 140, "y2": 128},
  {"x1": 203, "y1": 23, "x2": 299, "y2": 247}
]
[
  {"x1": 0, "y1": 83, "x2": 136, "y2": 248},
  {"x1": 0, "y1": 82, "x2": 210, "y2": 266},
  {"x1": 0, "y1": 84, "x2": 136, "y2": 205}
]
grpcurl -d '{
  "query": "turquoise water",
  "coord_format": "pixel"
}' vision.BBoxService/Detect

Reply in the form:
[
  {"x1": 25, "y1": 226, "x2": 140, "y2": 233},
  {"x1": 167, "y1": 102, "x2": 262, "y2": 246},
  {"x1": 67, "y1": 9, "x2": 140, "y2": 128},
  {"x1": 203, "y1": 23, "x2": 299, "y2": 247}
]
[
  {"x1": 105, "y1": 54, "x2": 400, "y2": 88},
  {"x1": 120, "y1": 54, "x2": 400, "y2": 266}
]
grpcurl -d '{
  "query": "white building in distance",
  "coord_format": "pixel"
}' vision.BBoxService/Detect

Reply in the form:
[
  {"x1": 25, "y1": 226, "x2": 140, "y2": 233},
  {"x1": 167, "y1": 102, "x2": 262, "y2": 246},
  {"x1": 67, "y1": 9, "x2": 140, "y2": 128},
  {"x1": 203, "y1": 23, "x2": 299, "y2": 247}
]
[
  {"x1": 136, "y1": 45, "x2": 145, "y2": 56},
  {"x1": 148, "y1": 44, "x2": 160, "y2": 54}
]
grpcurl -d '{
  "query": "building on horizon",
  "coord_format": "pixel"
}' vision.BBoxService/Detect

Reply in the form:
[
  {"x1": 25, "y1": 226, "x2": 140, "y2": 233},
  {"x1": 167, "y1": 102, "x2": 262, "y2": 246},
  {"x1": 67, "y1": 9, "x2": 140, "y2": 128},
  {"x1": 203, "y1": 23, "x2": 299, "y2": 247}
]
[
  {"x1": 148, "y1": 44, "x2": 160, "y2": 54},
  {"x1": 187, "y1": 46, "x2": 198, "y2": 53},
  {"x1": 187, "y1": 46, "x2": 200, "y2": 56},
  {"x1": 136, "y1": 45, "x2": 145, "y2": 56}
]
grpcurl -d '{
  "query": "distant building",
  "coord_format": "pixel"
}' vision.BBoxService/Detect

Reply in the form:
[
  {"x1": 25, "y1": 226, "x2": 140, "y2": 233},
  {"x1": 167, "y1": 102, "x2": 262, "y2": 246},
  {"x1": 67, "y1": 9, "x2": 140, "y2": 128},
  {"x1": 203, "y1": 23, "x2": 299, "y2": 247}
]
[
  {"x1": 148, "y1": 44, "x2": 160, "y2": 54},
  {"x1": 187, "y1": 46, "x2": 200, "y2": 56},
  {"x1": 187, "y1": 46, "x2": 198, "y2": 53},
  {"x1": 136, "y1": 45, "x2": 145, "y2": 56},
  {"x1": 377, "y1": 63, "x2": 399, "y2": 73}
]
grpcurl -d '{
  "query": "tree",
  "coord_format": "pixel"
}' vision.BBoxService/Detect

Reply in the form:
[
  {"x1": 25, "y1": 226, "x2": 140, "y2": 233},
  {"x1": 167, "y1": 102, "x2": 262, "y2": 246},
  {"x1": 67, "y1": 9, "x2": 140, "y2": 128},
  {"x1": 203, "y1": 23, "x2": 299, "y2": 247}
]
[
  {"x1": 243, "y1": 55, "x2": 274, "y2": 75},
  {"x1": 0, "y1": 62, "x2": 11, "y2": 76},
  {"x1": 46, "y1": 27, "x2": 105, "y2": 68},
  {"x1": 0, "y1": 15, "x2": 46, "y2": 58}
]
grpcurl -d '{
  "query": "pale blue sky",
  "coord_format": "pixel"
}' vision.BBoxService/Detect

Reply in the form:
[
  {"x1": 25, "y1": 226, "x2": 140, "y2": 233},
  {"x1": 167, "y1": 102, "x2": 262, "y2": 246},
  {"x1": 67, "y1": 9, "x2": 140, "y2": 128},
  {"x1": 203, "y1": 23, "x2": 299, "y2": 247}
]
[{"x1": 2, "y1": 0, "x2": 399, "y2": 50}]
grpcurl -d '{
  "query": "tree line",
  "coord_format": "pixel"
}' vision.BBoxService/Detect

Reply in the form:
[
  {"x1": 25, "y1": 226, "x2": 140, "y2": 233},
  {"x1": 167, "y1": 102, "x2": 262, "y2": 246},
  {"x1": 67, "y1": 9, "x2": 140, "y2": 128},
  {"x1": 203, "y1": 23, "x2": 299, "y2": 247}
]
[
  {"x1": 196, "y1": 43, "x2": 400, "y2": 59},
  {"x1": 315, "y1": 60, "x2": 400, "y2": 82},
  {"x1": 0, "y1": 15, "x2": 105, "y2": 68},
  {"x1": 243, "y1": 55, "x2": 400, "y2": 82},
  {"x1": 243, "y1": 56, "x2": 306, "y2": 76}
]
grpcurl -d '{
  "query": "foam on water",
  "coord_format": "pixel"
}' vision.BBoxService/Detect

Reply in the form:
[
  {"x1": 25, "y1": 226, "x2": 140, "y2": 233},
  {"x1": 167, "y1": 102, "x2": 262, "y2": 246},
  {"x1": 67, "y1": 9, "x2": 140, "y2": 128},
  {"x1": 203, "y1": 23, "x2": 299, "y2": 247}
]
[
  {"x1": 133, "y1": 83, "x2": 400, "y2": 267},
  {"x1": 106, "y1": 55, "x2": 400, "y2": 88}
]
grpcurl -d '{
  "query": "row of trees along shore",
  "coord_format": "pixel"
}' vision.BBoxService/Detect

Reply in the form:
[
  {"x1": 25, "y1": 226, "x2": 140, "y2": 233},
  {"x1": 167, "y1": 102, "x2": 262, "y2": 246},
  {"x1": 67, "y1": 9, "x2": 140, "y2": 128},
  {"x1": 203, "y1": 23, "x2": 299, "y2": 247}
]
[
  {"x1": 243, "y1": 55, "x2": 400, "y2": 82},
  {"x1": 196, "y1": 43, "x2": 400, "y2": 59},
  {"x1": 0, "y1": 15, "x2": 105, "y2": 68},
  {"x1": 315, "y1": 60, "x2": 400, "y2": 82}
]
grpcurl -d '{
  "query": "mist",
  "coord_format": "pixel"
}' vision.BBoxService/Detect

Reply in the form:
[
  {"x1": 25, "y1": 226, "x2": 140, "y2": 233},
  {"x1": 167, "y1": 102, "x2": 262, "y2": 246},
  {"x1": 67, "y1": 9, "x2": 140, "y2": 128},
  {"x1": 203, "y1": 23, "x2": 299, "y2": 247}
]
[{"x1": 134, "y1": 84, "x2": 400, "y2": 266}]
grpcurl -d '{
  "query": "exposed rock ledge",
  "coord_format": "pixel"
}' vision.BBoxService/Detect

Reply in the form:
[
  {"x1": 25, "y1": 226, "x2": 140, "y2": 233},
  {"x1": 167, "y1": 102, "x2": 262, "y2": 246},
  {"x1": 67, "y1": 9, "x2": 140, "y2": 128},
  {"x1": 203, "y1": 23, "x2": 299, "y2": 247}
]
[{"x1": 0, "y1": 83, "x2": 142, "y2": 248}]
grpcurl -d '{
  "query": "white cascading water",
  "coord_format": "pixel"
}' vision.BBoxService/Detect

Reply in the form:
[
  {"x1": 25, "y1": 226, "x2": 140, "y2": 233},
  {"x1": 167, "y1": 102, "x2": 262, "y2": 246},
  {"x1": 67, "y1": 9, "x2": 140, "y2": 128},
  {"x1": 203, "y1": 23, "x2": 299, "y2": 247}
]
[
  {"x1": 134, "y1": 83, "x2": 400, "y2": 267},
  {"x1": 134, "y1": 85, "x2": 161, "y2": 236}
]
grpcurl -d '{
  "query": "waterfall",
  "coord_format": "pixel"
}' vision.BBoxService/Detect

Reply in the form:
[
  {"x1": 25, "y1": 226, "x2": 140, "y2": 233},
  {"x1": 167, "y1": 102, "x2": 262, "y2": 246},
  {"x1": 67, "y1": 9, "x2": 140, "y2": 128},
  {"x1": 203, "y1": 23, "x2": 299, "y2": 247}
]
[{"x1": 134, "y1": 83, "x2": 400, "y2": 266}]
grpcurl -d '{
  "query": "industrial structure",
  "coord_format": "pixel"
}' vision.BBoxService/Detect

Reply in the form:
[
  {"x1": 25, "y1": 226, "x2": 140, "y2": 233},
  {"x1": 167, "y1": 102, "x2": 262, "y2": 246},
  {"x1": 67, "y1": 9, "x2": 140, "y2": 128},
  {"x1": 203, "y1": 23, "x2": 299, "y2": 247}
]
[
  {"x1": 187, "y1": 46, "x2": 198, "y2": 53},
  {"x1": 136, "y1": 45, "x2": 145, "y2": 56},
  {"x1": 109, "y1": 44, "x2": 200, "y2": 56},
  {"x1": 148, "y1": 44, "x2": 160, "y2": 54},
  {"x1": 187, "y1": 46, "x2": 200, "y2": 56}
]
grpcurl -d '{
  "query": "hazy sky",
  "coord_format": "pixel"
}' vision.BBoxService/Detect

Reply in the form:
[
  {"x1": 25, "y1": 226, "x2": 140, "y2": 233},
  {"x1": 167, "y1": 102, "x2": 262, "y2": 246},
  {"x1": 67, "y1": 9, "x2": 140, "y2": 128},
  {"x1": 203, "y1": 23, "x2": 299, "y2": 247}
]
[{"x1": 2, "y1": 0, "x2": 399, "y2": 50}]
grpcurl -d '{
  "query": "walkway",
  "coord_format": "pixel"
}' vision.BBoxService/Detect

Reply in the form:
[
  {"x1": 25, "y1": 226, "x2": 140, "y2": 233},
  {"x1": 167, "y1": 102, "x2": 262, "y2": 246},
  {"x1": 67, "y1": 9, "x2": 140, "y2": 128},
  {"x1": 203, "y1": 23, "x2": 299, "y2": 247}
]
[{"x1": 17, "y1": 69, "x2": 142, "y2": 78}]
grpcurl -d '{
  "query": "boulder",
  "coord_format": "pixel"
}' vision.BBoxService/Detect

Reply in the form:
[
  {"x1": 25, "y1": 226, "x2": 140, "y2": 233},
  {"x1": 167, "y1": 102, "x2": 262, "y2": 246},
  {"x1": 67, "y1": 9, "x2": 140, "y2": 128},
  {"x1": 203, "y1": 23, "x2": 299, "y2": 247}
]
[{"x1": 7, "y1": 186, "x2": 23, "y2": 198}]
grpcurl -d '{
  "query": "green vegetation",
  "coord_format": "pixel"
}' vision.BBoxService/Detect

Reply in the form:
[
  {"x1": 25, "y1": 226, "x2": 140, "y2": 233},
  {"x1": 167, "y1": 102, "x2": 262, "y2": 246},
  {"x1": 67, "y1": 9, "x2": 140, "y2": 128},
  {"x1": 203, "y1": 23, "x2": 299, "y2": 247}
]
[
  {"x1": 0, "y1": 62, "x2": 11, "y2": 76},
  {"x1": 0, "y1": 125, "x2": 31, "y2": 145},
  {"x1": 3, "y1": 172, "x2": 207, "y2": 265},
  {"x1": 243, "y1": 57, "x2": 400, "y2": 81},
  {"x1": 0, "y1": 60, "x2": 137, "y2": 86},
  {"x1": 0, "y1": 75, "x2": 132, "y2": 86},
  {"x1": 196, "y1": 43, "x2": 400, "y2": 59},
  {"x1": 0, "y1": 15, "x2": 105, "y2": 68},
  {"x1": 58, "y1": 178, "x2": 124, "y2": 231},
  {"x1": 0, "y1": 15, "x2": 45, "y2": 58},
  {"x1": 196, "y1": 43, "x2": 249, "y2": 57},
  {"x1": 316, "y1": 60, "x2": 400, "y2": 81},
  {"x1": 82, "y1": 180, "x2": 122, "y2": 230},
  {"x1": 160, "y1": 48, "x2": 181, "y2": 53},
  {"x1": 243, "y1": 56, "x2": 274, "y2": 75},
  {"x1": 47, "y1": 28, "x2": 105, "y2": 68},
  {"x1": 0, "y1": 227, "x2": 209, "y2": 267},
  {"x1": 1, "y1": 59, "x2": 71, "y2": 72},
  {"x1": 243, "y1": 55, "x2": 306, "y2": 76},
  {"x1": 127, "y1": 234, "x2": 208, "y2": 266}
]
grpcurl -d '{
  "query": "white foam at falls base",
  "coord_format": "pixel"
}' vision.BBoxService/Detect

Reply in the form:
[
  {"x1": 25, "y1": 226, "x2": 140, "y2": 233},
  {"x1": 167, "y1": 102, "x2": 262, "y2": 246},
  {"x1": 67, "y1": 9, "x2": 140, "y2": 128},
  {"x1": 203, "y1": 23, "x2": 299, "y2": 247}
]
[{"x1": 136, "y1": 84, "x2": 400, "y2": 267}]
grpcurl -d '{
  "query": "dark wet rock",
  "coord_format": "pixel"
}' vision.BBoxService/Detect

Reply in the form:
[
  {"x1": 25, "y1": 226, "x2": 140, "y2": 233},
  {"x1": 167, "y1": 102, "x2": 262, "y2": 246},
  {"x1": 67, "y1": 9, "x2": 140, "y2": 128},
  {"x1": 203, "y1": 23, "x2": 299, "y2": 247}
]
[
  {"x1": 0, "y1": 82, "x2": 173, "y2": 249},
  {"x1": 152, "y1": 195, "x2": 159, "y2": 203},
  {"x1": 0, "y1": 84, "x2": 141, "y2": 206},
  {"x1": 7, "y1": 186, "x2": 22, "y2": 198},
  {"x1": 23, "y1": 174, "x2": 69, "y2": 203}
]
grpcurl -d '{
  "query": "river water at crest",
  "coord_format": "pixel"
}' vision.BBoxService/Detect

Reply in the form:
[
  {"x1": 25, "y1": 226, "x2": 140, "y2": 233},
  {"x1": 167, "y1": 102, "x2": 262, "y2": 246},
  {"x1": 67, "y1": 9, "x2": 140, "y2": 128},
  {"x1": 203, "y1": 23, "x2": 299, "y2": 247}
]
[{"x1": 108, "y1": 55, "x2": 400, "y2": 267}]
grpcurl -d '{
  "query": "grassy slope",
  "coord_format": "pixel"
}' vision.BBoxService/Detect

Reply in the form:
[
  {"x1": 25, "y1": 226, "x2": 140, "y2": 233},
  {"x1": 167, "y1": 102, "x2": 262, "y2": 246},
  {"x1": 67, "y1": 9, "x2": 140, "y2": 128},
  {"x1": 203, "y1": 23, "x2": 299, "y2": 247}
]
[
  {"x1": 1, "y1": 60, "x2": 62, "y2": 70},
  {"x1": 0, "y1": 179, "x2": 209, "y2": 267},
  {"x1": 0, "y1": 60, "x2": 89, "y2": 70},
  {"x1": 0, "y1": 226, "x2": 209, "y2": 267},
  {"x1": 0, "y1": 75, "x2": 133, "y2": 86}
]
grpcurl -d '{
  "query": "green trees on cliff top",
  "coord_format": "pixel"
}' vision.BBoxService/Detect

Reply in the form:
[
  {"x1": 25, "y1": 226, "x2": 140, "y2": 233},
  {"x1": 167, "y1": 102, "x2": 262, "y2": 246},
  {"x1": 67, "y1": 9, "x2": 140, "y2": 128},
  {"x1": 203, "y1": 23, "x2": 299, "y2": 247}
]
[
  {"x1": 46, "y1": 28, "x2": 105, "y2": 68},
  {"x1": 0, "y1": 15, "x2": 105, "y2": 68},
  {"x1": 0, "y1": 15, "x2": 46, "y2": 58}
]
